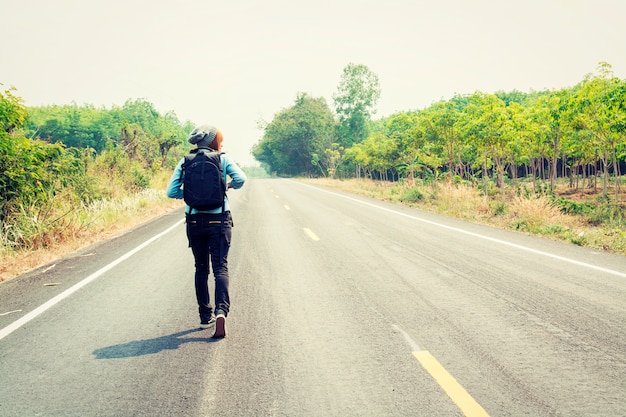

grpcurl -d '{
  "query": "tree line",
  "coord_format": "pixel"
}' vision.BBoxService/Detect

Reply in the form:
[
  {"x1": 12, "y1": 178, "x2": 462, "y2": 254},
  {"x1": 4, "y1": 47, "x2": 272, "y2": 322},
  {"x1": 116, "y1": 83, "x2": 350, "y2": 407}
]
[
  {"x1": 0, "y1": 90, "x2": 193, "y2": 251},
  {"x1": 1, "y1": 61, "x2": 624, "y2": 251},
  {"x1": 26, "y1": 98, "x2": 193, "y2": 167},
  {"x1": 253, "y1": 62, "x2": 625, "y2": 203}
]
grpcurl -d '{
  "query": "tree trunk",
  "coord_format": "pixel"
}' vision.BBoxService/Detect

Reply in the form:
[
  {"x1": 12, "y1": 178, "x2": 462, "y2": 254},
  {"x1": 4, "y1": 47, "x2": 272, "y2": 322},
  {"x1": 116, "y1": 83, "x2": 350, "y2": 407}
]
[
  {"x1": 612, "y1": 145, "x2": 619, "y2": 204},
  {"x1": 602, "y1": 152, "x2": 609, "y2": 198},
  {"x1": 530, "y1": 158, "x2": 537, "y2": 192},
  {"x1": 483, "y1": 155, "x2": 489, "y2": 195}
]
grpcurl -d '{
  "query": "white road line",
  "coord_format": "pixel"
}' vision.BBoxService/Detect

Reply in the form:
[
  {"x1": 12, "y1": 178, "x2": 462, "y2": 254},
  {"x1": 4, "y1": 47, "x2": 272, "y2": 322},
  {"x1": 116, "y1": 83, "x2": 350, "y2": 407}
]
[
  {"x1": 0, "y1": 310, "x2": 22, "y2": 317},
  {"x1": 392, "y1": 324, "x2": 422, "y2": 351},
  {"x1": 303, "y1": 228, "x2": 320, "y2": 241},
  {"x1": 293, "y1": 180, "x2": 626, "y2": 278},
  {"x1": 0, "y1": 219, "x2": 185, "y2": 341}
]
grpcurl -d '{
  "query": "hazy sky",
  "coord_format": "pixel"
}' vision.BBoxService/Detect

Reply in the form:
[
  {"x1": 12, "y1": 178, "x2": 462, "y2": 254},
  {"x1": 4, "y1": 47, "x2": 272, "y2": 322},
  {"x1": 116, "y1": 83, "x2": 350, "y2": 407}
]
[{"x1": 2, "y1": 0, "x2": 624, "y2": 165}]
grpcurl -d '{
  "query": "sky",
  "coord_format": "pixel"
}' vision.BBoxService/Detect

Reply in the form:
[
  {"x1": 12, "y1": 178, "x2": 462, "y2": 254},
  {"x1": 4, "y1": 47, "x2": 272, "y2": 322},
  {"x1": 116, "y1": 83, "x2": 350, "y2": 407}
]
[{"x1": 2, "y1": 0, "x2": 625, "y2": 166}]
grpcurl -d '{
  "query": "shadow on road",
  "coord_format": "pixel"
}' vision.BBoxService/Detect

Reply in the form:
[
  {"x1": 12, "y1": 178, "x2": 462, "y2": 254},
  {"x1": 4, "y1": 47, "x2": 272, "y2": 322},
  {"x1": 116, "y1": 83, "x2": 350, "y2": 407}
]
[{"x1": 92, "y1": 328, "x2": 219, "y2": 359}]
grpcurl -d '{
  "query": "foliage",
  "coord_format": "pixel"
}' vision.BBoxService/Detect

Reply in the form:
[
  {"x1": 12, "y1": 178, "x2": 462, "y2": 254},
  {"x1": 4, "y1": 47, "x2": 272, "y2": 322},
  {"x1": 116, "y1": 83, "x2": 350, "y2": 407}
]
[
  {"x1": 255, "y1": 62, "x2": 624, "y2": 210},
  {"x1": 0, "y1": 86, "x2": 28, "y2": 133},
  {"x1": 345, "y1": 131, "x2": 399, "y2": 181},
  {"x1": 25, "y1": 98, "x2": 190, "y2": 167},
  {"x1": 1, "y1": 89, "x2": 85, "y2": 222},
  {"x1": 333, "y1": 63, "x2": 381, "y2": 147},
  {"x1": 1, "y1": 87, "x2": 193, "y2": 256},
  {"x1": 253, "y1": 93, "x2": 335, "y2": 176},
  {"x1": 253, "y1": 63, "x2": 382, "y2": 177}
]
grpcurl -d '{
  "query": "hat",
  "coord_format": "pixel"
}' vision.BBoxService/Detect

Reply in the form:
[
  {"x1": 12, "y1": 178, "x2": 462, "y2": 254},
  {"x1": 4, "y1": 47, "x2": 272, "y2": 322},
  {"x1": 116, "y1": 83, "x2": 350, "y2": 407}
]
[{"x1": 188, "y1": 125, "x2": 217, "y2": 148}]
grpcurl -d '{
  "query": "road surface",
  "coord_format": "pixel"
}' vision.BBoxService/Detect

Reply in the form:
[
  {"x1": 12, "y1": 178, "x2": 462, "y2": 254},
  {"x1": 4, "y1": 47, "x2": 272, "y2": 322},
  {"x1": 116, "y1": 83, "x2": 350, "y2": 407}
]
[{"x1": 1, "y1": 178, "x2": 625, "y2": 416}]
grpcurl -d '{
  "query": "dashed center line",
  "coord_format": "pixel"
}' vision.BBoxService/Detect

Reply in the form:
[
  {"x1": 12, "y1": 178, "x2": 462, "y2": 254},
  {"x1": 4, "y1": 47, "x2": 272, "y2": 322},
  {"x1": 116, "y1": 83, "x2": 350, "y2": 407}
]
[
  {"x1": 292, "y1": 180, "x2": 626, "y2": 278},
  {"x1": 394, "y1": 324, "x2": 489, "y2": 416},
  {"x1": 284, "y1": 205, "x2": 291, "y2": 210},
  {"x1": 414, "y1": 351, "x2": 490, "y2": 417},
  {"x1": 303, "y1": 228, "x2": 320, "y2": 241}
]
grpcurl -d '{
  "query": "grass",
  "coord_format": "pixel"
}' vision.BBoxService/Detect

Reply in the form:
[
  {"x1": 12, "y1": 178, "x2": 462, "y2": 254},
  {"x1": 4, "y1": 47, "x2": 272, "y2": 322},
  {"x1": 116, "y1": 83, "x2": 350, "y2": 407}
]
[
  {"x1": 302, "y1": 177, "x2": 626, "y2": 256},
  {"x1": 1, "y1": 174, "x2": 624, "y2": 283},
  {"x1": 0, "y1": 170, "x2": 184, "y2": 283}
]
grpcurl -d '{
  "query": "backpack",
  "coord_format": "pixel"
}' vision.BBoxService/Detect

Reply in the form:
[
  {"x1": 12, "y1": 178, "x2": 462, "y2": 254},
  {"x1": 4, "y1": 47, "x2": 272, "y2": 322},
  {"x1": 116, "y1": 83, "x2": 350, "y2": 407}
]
[{"x1": 181, "y1": 149, "x2": 226, "y2": 211}]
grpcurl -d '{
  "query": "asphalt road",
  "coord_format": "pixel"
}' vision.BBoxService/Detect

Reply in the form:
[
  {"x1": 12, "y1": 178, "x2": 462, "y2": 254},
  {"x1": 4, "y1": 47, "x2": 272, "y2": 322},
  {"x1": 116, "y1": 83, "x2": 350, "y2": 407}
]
[{"x1": 1, "y1": 178, "x2": 625, "y2": 417}]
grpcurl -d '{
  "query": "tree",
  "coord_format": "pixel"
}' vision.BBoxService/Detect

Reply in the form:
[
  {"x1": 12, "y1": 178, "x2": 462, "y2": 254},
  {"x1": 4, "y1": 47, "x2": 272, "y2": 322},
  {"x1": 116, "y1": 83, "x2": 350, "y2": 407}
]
[
  {"x1": 531, "y1": 89, "x2": 571, "y2": 192},
  {"x1": 333, "y1": 63, "x2": 381, "y2": 147},
  {"x1": 418, "y1": 98, "x2": 464, "y2": 181},
  {"x1": 0, "y1": 86, "x2": 28, "y2": 134},
  {"x1": 569, "y1": 62, "x2": 624, "y2": 201},
  {"x1": 25, "y1": 99, "x2": 190, "y2": 171},
  {"x1": 0, "y1": 88, "x2": 86, "y2": 222},
  {"x1": 509, "y1": 98, "x2": 539, "y2": 186},
  {"x1": 157, "y1": 111, "x2": 186, "y2": 167},
  {"x1": 253, "y1": 93, "x2": 335, "y2": 176},
  {"x1": 321, "y1": 143, "x2": 344, "y2": 179},
  {"x1": 383, "y1": 112, "x2": 422, "y2": 183}
]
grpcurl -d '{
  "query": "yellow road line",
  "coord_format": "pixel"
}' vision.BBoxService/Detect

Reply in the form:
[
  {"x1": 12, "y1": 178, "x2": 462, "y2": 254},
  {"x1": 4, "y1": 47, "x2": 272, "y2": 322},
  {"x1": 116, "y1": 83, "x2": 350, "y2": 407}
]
[
  {"x1": 413, "y1": 351, "x2": 490, "y2": 417},
  {"x1": 303, "y1": 228, "x2": 320, "y2": 241}
]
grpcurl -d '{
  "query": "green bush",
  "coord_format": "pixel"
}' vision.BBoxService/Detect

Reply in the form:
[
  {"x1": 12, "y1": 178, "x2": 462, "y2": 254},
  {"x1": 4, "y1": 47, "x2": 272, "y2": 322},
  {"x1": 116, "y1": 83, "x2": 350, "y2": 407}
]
[
  {"x1": 399, "y1": 187, "x2": 424, "y2": 203},
  {"x1": 586, "y1": 203, "x2": 625, "y2": 226},
  {"x1": 552, "y1": 196, "x2": 625, "y2": 227},
  {"x1": 131, "y1": 163, "x2": 151, "y2": 190},
  {"x1": 490, "y1": 200, "x2": 507, "y2": 216},
  {"x1": 552, "y1": 196, "x2": 594, "y2": 215}
]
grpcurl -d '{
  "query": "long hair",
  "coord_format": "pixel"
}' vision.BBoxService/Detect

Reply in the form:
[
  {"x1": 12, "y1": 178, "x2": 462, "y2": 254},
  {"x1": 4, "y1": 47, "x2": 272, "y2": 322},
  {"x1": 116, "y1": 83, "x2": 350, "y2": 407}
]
[{"x1": 209, "y1": 130, "x2": 223, "y2": 152}]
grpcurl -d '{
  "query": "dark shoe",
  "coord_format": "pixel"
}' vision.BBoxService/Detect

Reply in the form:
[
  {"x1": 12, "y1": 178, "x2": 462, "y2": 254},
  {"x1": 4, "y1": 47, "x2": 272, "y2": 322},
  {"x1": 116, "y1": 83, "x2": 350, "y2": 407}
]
[
  {"x1": 212, "y1": 313, "x2": 226, "y2": 338},
  {"x1": 200, "y1": 313, "x2": 215, "y2": 329}
]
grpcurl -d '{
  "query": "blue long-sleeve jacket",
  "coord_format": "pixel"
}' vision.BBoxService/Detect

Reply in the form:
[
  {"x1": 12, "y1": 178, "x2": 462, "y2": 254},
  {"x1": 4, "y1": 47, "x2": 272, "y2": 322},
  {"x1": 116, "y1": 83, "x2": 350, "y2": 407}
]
[{"x1": 166, "y1": 150, "x2": 247, "y2": 214}]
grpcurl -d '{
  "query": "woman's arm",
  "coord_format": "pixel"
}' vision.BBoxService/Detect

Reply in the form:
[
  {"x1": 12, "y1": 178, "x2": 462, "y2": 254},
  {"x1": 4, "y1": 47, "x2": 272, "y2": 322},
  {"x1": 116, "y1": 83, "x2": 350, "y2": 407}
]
[
  {"x1": 223, "y1": 154, "x2": 247, "y2": 190},
  {"x1": 165, "y1": 158, "x2": 185, "y2": 199}
]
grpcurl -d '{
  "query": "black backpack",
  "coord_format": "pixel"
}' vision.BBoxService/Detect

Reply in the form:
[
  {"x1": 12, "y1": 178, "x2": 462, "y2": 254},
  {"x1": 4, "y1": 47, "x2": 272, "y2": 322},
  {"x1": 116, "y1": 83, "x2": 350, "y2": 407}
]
[{"x1": 181, "y1": 149, "x2": 226, "y2": 211}]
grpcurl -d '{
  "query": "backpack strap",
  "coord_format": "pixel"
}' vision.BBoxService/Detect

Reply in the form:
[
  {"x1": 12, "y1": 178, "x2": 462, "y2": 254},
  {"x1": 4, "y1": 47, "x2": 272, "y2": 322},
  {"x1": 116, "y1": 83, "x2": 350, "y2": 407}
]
[
  {"x1": 219, "y1": 153, "x2": 226, "y2": 237},
  {"x1": 178, "y1": 153, "x2": 194, "y2": 193}
]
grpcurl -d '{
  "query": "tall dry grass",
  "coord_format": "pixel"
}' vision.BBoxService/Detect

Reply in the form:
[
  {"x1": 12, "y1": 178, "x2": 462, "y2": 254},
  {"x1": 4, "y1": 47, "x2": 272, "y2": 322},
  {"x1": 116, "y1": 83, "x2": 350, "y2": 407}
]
[
  {"x1": 302, "y1": 177, "x2": 626, "y2": 256},
  {"x1": 0, "y1": 170, "x2": 182, "y2": 282}
]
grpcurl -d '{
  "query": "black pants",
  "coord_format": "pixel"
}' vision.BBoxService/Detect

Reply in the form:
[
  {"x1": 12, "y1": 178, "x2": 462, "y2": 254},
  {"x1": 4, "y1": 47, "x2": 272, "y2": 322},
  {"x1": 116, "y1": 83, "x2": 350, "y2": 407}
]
[{"x1": 186, "y1": 211, "x2": 233, "y2": 318}]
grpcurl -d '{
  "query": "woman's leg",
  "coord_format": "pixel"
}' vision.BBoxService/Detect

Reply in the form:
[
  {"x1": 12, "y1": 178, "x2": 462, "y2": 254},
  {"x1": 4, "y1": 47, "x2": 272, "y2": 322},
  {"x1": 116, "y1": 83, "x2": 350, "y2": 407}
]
[
  {"x1": 189, "y1": 229, "x2": 212, "y2": 321},
  {"x1": 209, "y1": 213, "x2": 232, "y2": 316}
]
